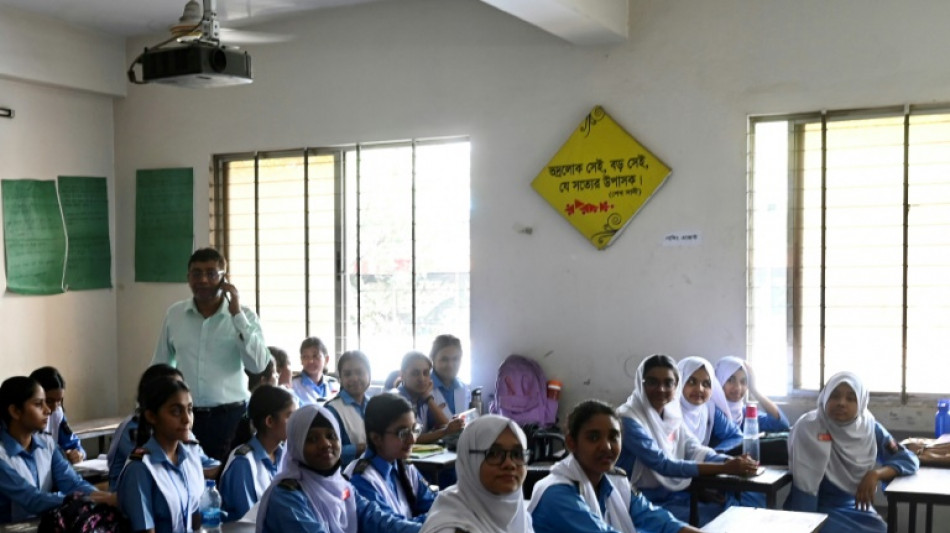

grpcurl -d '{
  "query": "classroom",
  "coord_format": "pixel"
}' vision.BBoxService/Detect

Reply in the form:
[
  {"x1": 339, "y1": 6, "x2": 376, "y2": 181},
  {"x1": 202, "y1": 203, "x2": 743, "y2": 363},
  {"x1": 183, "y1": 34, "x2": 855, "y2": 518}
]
[{"x1": 1, "y1": 0, "x2": 949, "y2": 529}]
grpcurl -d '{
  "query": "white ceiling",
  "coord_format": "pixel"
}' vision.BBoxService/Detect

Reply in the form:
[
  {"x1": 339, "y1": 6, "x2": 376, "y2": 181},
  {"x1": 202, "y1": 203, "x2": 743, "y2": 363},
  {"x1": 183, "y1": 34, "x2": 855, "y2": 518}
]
[{"x1": 0, "y1": 0, "x2": 386, "y2": 37}]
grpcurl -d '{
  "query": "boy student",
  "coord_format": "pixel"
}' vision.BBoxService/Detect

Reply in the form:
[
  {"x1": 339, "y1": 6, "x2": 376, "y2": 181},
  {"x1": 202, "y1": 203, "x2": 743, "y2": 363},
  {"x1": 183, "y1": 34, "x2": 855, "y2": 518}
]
[{"x1": 291, "y1": 336, "x2": 340, "y2": 405}]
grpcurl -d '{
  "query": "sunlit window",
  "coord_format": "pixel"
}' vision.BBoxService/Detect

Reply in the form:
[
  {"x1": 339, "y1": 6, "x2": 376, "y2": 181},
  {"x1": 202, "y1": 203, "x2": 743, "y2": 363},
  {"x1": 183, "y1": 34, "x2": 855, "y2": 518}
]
[
  {"x1": 211, "y1": 139, "x2": 471, "y2": 381},
  {"x1": 748, "y1": 107, "x2": 950, "y2": 398}
]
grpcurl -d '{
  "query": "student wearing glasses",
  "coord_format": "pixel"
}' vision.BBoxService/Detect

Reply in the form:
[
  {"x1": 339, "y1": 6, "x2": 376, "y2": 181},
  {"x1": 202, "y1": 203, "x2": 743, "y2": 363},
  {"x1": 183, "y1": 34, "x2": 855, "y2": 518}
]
[
  {"x1": 616, "y1": 354, "x2": 758, "y2": 526},
  {"x1": 152, "y1": 247, "x2": 271, "y2": 462},
  {"x1": 346, "y1": 393, "x2": 437, "y2": 522},
  {"x1": 420, "y1": 414, "x2": 534, "y2": 533}
]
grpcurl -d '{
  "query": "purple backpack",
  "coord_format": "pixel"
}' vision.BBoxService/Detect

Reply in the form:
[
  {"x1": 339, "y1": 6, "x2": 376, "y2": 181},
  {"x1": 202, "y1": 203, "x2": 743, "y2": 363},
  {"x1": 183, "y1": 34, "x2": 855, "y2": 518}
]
[{"x1": 490, "y1": 354, "x2": 558, "y2": 427}]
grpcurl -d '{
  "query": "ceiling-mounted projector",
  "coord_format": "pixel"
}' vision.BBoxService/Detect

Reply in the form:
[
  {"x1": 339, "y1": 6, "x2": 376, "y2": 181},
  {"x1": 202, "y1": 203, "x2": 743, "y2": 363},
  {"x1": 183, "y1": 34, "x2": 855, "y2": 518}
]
[{"x1": 138, "y1": 43, "x2": 252, "y2": 88}]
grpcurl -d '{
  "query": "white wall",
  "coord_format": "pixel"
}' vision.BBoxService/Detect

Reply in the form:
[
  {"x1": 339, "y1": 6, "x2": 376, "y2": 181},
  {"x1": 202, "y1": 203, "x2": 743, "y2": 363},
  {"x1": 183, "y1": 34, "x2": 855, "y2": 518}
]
[
  {"x1": 113, "y1": 0, "x2": 950, "y2": 428},
  {"x1": 0, "y1": 76, "x2": 118, "y2": 422}
]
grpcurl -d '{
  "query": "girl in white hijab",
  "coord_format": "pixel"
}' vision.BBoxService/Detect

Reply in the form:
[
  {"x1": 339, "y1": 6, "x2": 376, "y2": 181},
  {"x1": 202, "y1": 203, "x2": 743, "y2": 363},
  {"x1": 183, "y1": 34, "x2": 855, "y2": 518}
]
[
  {"x1": 529, "y1": 399, "x2": 702, "y2": 533},
  {"x1": 713, "y1": 356, "x2": 789, "y2": 432},
  {"x1": 615, "y1": 355, "x2": 758, "y2": 525},
  {"x1": 784, "y1": 371, "x2": 918, "y2": 533},
  {"x1": 420, "y1": 414, "x2": 533, "y2": 533},
  {"x1": 676, "y1": 357, "x2": 742, "y2": 452},
  {"x1": 255, "y1": 404, "x2": 421, "y2": 533}
]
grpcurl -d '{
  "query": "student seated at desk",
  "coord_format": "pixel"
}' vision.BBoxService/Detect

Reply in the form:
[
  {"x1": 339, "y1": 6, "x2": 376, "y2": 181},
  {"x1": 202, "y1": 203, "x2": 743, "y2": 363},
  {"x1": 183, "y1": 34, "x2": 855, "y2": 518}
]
[
  {"x1": 529, "y1": 399, "x2": 701, "y2": 533},
  {"x1": 616, "y1": 354, "x2": 759, "y2": 526},
  {"x1": 0, "y1": 376, "x2": 115, "y2": 523},
  {"x1": 395, "y1": 351, "x2": 463, "y2": 445},
  {"x1": 255, "y1": 404, "x2": 421, "y2": 533},
  {"x1": 784, "y1": 371, "x2": 919, "y2": 533},
  {"x1": 108, "y1": 365, "x2": 220, "y2": 490},
  {"x1": 117, "y1": 377, "x2": 206, "y2": 533},
  {"x1": 428, "y1": 335, "x2": 471, "y2": 422},
  {"x1": 420, "y1": 415, "x2": 533, "y2": 533},
  {"x1": 326, "y1": 350, "x2": 372, "y2": 467},
  {"x1": 220, "y1": 385, "x2": 295, "y2": 522},
  {"x1": 714, "y1": 356, "x2": 790, "y2": 432},
  {"x1": 29, "y1": 366, "x2": 86, "y2": 464},
  {"x1": 291, "y1": 336, "x2": 340, "y2": 406},
  {"x1": 676, "y1": 357, "x2": 742, "y2": 453},
  {"x1": 346, "y1": 393, "x2": 436, "y2": 522}
]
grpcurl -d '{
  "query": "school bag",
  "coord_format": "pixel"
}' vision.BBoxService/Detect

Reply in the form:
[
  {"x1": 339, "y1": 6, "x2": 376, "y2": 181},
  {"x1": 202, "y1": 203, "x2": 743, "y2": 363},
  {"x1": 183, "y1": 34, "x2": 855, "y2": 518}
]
[
  {"x1": 489, "y1": 354, "x2": 558, "y2": 427},
  {"x1": 38, "y1": 493, "x2": 130, "y2": 533}
]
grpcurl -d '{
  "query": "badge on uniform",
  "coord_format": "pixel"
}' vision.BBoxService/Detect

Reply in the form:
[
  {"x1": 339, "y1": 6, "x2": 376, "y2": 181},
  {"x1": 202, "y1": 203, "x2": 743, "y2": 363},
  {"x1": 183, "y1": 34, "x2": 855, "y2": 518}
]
[
  {"x1": 342, "y1": 488, "x2": 350, "y2": 500},
  {"x1": 818, "y1": 433, "x2": 832, "y2": 442}
]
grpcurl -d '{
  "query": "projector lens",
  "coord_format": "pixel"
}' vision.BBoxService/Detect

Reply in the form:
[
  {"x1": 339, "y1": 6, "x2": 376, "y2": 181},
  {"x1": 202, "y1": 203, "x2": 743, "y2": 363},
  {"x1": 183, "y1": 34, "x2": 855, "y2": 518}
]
[{"x1": 210, "y1": 49, "x2": 228, "y2": 72}]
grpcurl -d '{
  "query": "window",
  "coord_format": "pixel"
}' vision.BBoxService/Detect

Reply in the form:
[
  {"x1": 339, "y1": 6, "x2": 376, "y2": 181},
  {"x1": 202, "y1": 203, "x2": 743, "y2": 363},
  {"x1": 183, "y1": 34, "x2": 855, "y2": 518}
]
[
  {"x1": 748, "y1": 106, "x2": 950, "y2": 399},
  {"x1": 211, "y1": 139, "x2": 471, "y2": 380}
]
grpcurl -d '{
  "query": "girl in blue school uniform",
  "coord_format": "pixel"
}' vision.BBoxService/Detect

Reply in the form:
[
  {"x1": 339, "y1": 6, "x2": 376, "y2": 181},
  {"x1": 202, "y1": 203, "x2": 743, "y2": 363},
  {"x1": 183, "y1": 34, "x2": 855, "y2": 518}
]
[
  {"x1": 117, "y1": 376, "x2": 206, "y2": 533},
  {"x1": 428, "y1": 335, "x2": 471, "y2": 424},
  {"x1": 255, "y1": 404, "x2": 422, "y2": 533},
  {"x1": 29, "y1": 367, "x2": 86, "y2": 464},
  {"x1": 529, "y1": 399, "x2": 702, "y2": 533},
  {"x1": 676, "y1": 357, "x2": 742, "y2": 453},
  {"x1": 0, "y1": 376, "x2": 114, "y2": 523},
  {"x1": 108, "y1": 365, "x2": 219, "y2": 490},
  {"x1": 714, "y1": 356, "x2": 790, "y2": 432},
  {"x1": 291, "y1": 337, "x2": 340, "y2": 406},
  {"x1": 615, "y1": 354, "x2": 759, "y2": 526},
  {"x1": 219, "y1": 385, "x2": 296, "y2": 522},
  {"x1": 345, "y1": 393, "x2": 437, "y2": 522},
  {"x1": 395, "y1": 352, "x2": 463, "y2": 445},
  {"x1": 784, "y1": 371, "x2": 919, "y2": 533},
  {"x1": 326, "y1": 350, "x2": 373, "y2": 467}
]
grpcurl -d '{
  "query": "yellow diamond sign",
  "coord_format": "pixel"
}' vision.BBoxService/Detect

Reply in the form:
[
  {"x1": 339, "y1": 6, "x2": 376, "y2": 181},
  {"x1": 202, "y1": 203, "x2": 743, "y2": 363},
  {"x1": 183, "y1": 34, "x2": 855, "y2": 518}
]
[{"x1": 532, "y1": 106, "x2": 671, "y2": 250}]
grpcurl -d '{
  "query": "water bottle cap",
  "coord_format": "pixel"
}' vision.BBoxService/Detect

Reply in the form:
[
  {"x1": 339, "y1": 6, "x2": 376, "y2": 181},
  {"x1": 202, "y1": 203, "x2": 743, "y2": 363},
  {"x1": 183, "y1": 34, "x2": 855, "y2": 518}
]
[
  {"x1": 745, "y1": 405, "x2": 758, "y2": 418},
  {"x1": 939, "y1": 399, "x2": 950, "y2": 411},
  {"x1": 206, "y1": 480, "x2": 216, "y2": 488},
  {"x1": 547, "y1": 380, "x2": 562, "y2": 391}
]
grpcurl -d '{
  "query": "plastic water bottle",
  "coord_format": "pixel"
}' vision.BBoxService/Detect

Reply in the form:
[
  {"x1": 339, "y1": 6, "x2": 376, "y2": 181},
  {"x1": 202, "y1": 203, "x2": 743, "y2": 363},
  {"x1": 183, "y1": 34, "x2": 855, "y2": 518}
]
[
  {"x1": 470, "y1": 387, "x2": 483, "y2": 415},
  {"x1": 936, "y1": 399, "x2": 950, "y2": 438},
  {"x1": 742, "y1": 404, "x2": 760, "y2": 464},
  {"x1": 199, "y1": 480, "x2": 222, "y2": 533}
]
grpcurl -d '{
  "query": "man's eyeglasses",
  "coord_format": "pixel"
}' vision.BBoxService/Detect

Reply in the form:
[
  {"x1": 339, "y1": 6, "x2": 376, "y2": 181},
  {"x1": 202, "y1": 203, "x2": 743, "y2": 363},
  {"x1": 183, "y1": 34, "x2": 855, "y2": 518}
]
[
  {"x1": 470, "y1": 446, "x2": 529, "y2": 466},
  {"x1": 386, "y1": 423, "x2": 423, "y2": 441},
  {"x1": 188, "y1": 269, "x2": 224, "y2": 282},
  {"x1": 643, "y1": 377, "x2": 677, "y2": 390}
]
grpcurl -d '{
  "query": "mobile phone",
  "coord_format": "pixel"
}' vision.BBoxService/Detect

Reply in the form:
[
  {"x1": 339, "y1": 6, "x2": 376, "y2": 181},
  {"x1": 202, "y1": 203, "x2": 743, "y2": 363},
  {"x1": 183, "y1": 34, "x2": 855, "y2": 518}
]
[{"x1": 217, "y1": 276, "x2": 229, "y2": 301}]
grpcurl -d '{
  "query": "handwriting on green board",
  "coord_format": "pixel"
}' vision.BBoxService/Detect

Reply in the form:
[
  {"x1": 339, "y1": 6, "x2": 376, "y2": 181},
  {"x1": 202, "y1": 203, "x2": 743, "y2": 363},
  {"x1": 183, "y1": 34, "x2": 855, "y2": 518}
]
[
  {"x1": 58, "y1": 176, "x2": 112, "y2": 290},
  {"x1": 1, "y1": 179, "x2": 67, "y2": 295},
  {"x1": 135, "y1": 168, "x2": 194, "y2": 283}
]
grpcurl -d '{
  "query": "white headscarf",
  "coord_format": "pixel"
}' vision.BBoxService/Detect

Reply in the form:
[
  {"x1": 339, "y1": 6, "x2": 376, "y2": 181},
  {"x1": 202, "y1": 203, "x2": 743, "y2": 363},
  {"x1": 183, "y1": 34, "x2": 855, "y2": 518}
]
[
  {"x1": 420, "y1": 415, "x2": 533, "y2": 533},
  {"x1": 616, "y1": 355, "x2": 707, "y2": 492},
  {"x1": 527, "y1": 454, "x2": 636, "y2": 533},
  {"x1": 788, "y1": 371, "x2": 877, "y2": 496},
  {"x1": 677, "y1": 357, "x2": 732, "y2": 446},
  {"x1": 256, "y1": 404, "x2": 356, "y2": 533},
  {"x1": 714, "y1": 356, "x2": 748, "y2": 425}
]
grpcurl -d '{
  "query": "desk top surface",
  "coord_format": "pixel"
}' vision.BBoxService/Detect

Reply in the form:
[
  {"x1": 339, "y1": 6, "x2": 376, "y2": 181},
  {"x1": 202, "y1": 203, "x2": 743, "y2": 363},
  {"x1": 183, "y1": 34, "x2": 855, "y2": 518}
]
[
  {"x1": 409, "y1": 451, "x2": 457, "y2": 466},
  {"x1": 885, "y1": 466, "x2": 950, "y2": 498},
  {"x1": 71, "y1": 416, "x2": 125, "y2": 435},
  {"x1": 694, "y1": 466, "x2": 791, "y2": 488},
  {"x1": 703, "y1": 506, "x2": 827, "y2": 533}
]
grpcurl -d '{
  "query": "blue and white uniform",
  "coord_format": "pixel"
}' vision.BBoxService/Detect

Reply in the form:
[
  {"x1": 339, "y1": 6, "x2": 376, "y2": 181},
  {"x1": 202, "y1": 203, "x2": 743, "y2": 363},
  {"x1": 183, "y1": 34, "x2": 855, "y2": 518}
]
[
  {"x1": 219, "y1": 436, "x2": 283, "y2": 522},
  {"x1": 291, "y1": 373, "x2": 340, "y2": 406},
  {"x1": 45, "y1": 406, "x2": 86, "y2": 460},
  {"x1": 325, "y1": 390, "x2": 368, "y2": 468},
  {"x1": 529, "y1": 454, "x2": 686, "y2": 533},
  {"x1": 117, "y1": 437, "x2": 206, "y2": 533},
  {"x1": 255, "y1": 404, "x2": 421, "y2": 533},
  {"x1": 714, "y1": 356, "x2": 791, "y2": 432},
  {"x1": 108, "y1": 415, "x2": 220, "y2": 490},
  {"x1": 395, "y1": 386, "x2": 432, "y2": 433},
  {"x1": 677, "y1": 357, "x2": 743, "y2": 453},
  {"x1": 0, "y1": 429, "x2": 95, "y2": 523},
  {"x1": 616, "y1": 359, "x2": 733, "y2": 526},
  {"x1": 430, "y1": 374, "x2": 470, "y2": 423},
  {"x1": 784, "y1": 372, "x2": 919, "y2": 533},
  {"x1": 346, "y1": 451, "x2": 436, "y2": 522}
]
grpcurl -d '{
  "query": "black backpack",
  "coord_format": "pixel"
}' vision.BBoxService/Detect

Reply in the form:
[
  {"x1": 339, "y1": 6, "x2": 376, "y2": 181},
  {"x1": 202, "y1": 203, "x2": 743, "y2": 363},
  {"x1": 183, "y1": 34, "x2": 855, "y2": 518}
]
[{"x1": 38, "y1": 493, "x2": 130, "y2": 533}]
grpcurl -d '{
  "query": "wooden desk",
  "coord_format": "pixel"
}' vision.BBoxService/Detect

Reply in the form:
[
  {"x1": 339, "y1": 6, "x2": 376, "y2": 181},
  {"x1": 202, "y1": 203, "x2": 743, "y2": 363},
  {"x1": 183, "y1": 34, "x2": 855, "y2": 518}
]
[
  {"x1": 885, "y1": 466, "x2": 950, "y2": 533},
  {"x1": 688, "y1": 467, "x2": 793, "y2": 526},
  {"x1": 703, "y1": 506, "x2": 827, "y2": 533},
  {"x1": 71, "y1": 416, "x2": 124, "y2": 452}
]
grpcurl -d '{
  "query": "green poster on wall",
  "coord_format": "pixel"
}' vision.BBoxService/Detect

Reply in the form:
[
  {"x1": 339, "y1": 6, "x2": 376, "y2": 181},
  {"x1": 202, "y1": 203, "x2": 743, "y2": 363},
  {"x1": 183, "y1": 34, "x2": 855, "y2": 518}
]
[
  {"x1": 58, "y1": 176, "x2": 112, "y2": 290},
  {"x1": 1, "y1": 179, "x2": 67, "y2": 294},
  {"x1": 135, "y1": 168, "x2": 194, "y2": 282}
]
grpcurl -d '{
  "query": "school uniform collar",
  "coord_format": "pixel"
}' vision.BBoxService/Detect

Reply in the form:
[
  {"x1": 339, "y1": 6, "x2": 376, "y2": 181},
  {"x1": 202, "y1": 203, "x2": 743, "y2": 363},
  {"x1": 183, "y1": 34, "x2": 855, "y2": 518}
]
[
  {"x1": 431, "y1": 373, "x2": 461, "y2": 391},
  {"x1": 365, "y1": 450, "x2": 398, "y2": 481},
  {"x1": 594, "y1": 475, "x2": 613, "y2": 513},
  {"x1": 248, "y1": 435, "x2": 284, "y2": 466},
  {"x1": 0, "y1": 429, "x2": 46, "y2": 457},
  {"x1": 299, "y1": 372, "x2": 327, "y2": 389},
  {"x1": 338, "y1": 389, "x2": 367, "y2": 410},
  {"x1": 144, "y1": 436, "x2": 190, "y2": 467}
]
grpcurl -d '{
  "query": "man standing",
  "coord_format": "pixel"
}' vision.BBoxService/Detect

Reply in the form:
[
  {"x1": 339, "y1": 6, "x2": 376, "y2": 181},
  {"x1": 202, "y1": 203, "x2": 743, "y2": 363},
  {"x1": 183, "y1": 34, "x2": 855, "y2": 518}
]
[{"x1": 152, "y1": 247, "x2": 269, "y2": 461}]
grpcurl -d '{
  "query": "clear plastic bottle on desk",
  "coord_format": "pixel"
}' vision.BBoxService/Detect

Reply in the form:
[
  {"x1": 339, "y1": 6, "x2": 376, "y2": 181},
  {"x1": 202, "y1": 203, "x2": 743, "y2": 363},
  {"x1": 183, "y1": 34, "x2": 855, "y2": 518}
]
[
  {"x1": 742, "y1": 404, "x2": 760, "y2": 465},
  {"x1": 199, "y1": 479, "x2": 222, "y2": 533}
]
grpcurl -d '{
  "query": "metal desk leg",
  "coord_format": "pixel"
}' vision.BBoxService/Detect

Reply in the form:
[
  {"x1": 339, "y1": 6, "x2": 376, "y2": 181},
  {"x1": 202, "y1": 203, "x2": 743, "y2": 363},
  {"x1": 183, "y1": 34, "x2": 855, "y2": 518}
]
[
  {"x1": 766, "y1": 490, "x2": 776, "y2": 509},
  {"x1": 909, "y1": 502, "x2": 917, "y2": 533},
  {"x1": 887, "y1": 498, "x2": 897, "y2": 533},
  {"x1": 926, "y1": 503, "x2": 933, "y2": 533}
]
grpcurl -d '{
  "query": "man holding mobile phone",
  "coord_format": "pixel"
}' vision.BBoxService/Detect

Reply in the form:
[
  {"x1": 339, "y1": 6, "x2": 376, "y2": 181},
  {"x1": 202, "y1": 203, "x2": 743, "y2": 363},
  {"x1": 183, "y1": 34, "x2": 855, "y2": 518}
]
[{"x1": 151, "y1": 247, "x2": 270, "y2": 461}]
